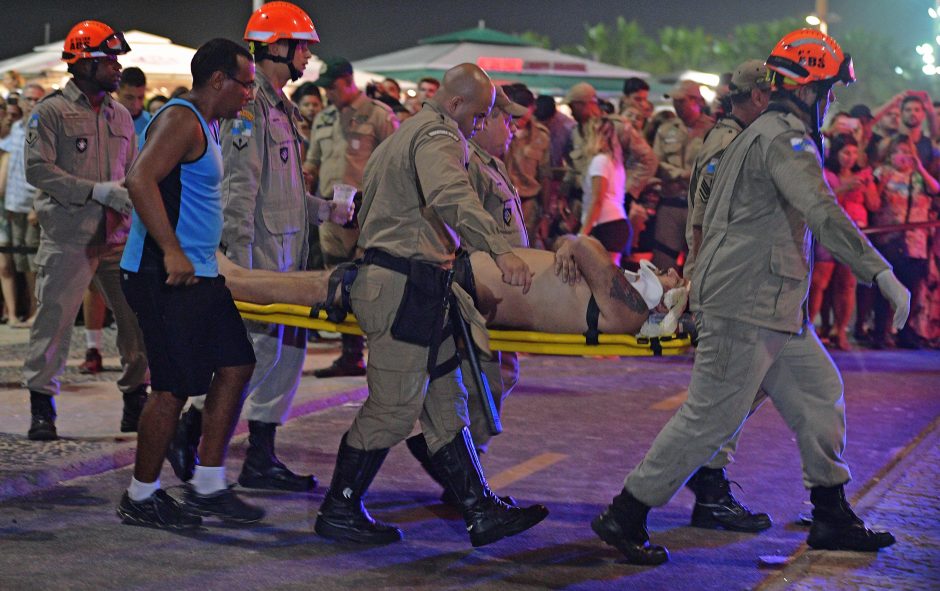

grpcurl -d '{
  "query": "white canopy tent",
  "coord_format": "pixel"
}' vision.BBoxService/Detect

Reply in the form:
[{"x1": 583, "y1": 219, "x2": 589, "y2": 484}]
[
  {"x1": 353, "y1": 25, "x2": 648, "y2": 98},
  {"x1": 0, "y1": 29, "x2": 405, "y2": 100},
  {"x1": 0, "y1": 31, "x2": 198, "y2": 94}
]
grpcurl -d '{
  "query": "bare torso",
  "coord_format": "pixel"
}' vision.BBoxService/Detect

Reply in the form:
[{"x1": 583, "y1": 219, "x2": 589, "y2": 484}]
[{"x1": 470, "y1": 249, "x2": 647, "y2": 334}]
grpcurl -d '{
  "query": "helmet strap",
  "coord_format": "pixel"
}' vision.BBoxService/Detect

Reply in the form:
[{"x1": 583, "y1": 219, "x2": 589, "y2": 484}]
[{"x1": 256, "y1": 40, "x2": 302, "y2": 81}]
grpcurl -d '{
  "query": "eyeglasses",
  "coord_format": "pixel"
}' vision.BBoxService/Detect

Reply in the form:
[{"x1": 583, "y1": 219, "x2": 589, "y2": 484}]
[{"x1": 226, "y1": 74, "x2": 256, "y2": 92}]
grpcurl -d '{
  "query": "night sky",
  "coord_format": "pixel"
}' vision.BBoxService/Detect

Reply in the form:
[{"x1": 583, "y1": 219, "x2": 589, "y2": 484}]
[{"x1": 4, "y1": 1, "x2": 933, "y2": 66}]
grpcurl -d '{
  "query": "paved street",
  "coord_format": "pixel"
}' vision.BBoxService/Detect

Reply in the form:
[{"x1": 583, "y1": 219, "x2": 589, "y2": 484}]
[{"x1": 0, "y1": 324, "x2": 937, "y2": 591}]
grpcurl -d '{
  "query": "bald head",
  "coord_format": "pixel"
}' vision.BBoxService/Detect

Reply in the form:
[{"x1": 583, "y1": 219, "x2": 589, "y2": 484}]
[{"x1": 432, "y1": 63, "x2": 495, "y2": 138}]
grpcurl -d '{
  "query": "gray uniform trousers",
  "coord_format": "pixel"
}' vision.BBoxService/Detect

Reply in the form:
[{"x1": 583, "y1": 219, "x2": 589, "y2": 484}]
[
  {"x1": 704, "y1": 388, "x2": 768, "y2": 470},
  {"x1": 346, "y1": 265, "x2": 470, "y2": 454},
  {"x1": 464, "y1": 351, "x2": 519, "y2": 453},
  {"x1": 24, "y1": 243, "x2": 148, "y2": 396},
  {"x1": 626, "y1": 312, "x2": 850, "y2": 507},
  {"x1": 193, "y1": 238, "x2": 308, "y2": 425}
]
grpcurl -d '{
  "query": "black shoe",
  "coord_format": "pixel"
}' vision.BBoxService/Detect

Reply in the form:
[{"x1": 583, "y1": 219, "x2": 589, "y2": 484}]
[
  {"x1": 182, "y1": 484, "x2": 265, "y2": 524},
  {"x1": 78, "y1": 347, "x2": 103, "y2": 374},
  {"x1": 314, "y1": 335, "x2": 366, "y2": 378},
  {"x1": 406, "y1": 434, "x2": 516, "y2": 507},
  {"x1": 167, "y1": 406, "x2": 202, "y2": 482},
  {"x1": 591, "y1": 489, "x2": 669, "y2": 566},
  {"x1": 313, "y1": 356, "x2": 366, "y2": 378},
  {"x1": 117, "y1": 490, "x2": 203, "y2": 530},
  {"x1": 315, "y1": 434, "x2": 403, "y2": 544},
  {"x1": 238, "y1": 421, "x2": 317, "y2": 492},
  {"x1": 431, "y1": 428, "x2": 547, "y2": 547},
  {"x1": 120, "y1": 386, "x2": 149, "y2": 433},
  {"x1": 686, "y1": 467, "x2": 772, "y2": 533},
  {"x1": 806, "y1": 484, "x2": 895, "y2": 551},
  {"x1": 28, "y1": 391, "x2": 58, "y2": 441}
]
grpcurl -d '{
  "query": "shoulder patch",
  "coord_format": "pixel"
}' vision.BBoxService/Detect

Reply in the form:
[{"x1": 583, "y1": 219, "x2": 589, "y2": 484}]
[
  {"x1": 428, "y1": 128, "x2": 460, "y2": 142},
  {"x1": 790, "y1": 137, "x2": 816, "y2": 154}
]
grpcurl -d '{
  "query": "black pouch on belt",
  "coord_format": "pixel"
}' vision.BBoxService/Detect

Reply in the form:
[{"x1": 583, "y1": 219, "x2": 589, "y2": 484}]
[{"x1": 390, "y1": 260, "x2": 453, "y2": 347}]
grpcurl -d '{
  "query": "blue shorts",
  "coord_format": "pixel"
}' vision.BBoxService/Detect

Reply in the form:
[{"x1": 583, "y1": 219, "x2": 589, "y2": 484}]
[{"x1": 121, "y1": 270, "x2": 255, "y2": 399}]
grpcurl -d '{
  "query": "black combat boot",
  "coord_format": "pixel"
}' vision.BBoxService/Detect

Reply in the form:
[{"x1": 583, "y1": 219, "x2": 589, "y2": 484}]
[
  {"x1": 314, "y1": 335, "x2": 367, "y2": 378},
  {"x1": 238, "y1": 421, "x2": 317, "y2": 492},
  {"x1": 406, "y1": 433, "x2": 516, "y2": 507},
  {"x1": 592, "y1": 488, "x2": 669, "y2": 566},
  {"x1": 314, "y1": 433, "x2": 403, "y2": 544},
  {"x1": 430, "y1": 428, "x2": 547, "y2": 547},
  {"x1": 28, "y1": 391, "x2": 58, "y2": 441},
  {"x1": 686, "y1": 467, "x2": 772, "y2": 532},
  {"x1": 120, "y1": 386, "x2": 149, "y2": 432},
  {"x1": 167, "y1": 406, "x2": 202, "y2": 482},
  {"x1": 806, "y1": 484, "x2": 895, "y2": 551}
]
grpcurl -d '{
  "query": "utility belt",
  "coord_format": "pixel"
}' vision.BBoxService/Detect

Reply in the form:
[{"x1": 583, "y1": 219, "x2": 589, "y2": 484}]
[
  {"x1": 362, "y1": 248, "x2": 475, "y2": 380},
  {"x1": 658, "y1": 196, "x2": 689, "y2": 209}
]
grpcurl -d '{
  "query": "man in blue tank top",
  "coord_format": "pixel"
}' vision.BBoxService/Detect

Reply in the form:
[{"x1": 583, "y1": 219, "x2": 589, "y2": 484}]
[{"x1": 115, "y1": 39, "x2": 264, "y2": 530}]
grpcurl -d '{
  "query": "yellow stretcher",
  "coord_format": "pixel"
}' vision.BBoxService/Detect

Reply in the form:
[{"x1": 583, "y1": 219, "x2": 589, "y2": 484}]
[{"x1": 236, "y1": 301, "x2": 692, "y2": 357}]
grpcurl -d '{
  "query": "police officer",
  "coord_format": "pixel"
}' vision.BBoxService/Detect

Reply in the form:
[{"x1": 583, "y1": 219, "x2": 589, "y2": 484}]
[
  {"x1": 680, "y1": 60, "x2": 774, "y2": 534},
  {"x1": 303, "y1": 57, "x2": 399, "y2": 378},
  {"x1": 503, "y1": 84, "x2": 551, "y2": 247},
  {"x1": 23, "y1": 21, "x2": 149, "y2": 440},
  {"x1": 314, "y1": 64, "x2": 548, "y2": 548},
  {"x1": 651, "y1": 80, "x2": 715, "y2": 271},
  {"x1": 592, "y1": 29, "x2": 910, "y2": 565},
  {"x1": 169, "y1": 1, "x2": 323, "y2": 492},
  {"x1": 405, "y1": 86, "x2": 529, "y2": 501}
]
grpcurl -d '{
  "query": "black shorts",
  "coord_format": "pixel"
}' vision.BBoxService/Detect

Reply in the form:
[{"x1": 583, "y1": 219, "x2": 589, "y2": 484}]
[
  {"x1": 590, "y1": 218, "x2": 632, "y2": 255},
  {"x1": 121, "y1": 270, "x2": 256, "y2": 399}
]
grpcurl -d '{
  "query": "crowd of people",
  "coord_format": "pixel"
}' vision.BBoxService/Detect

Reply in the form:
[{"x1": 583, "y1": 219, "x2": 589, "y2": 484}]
[{"x1": 0, "y1": 0, "x2": 929, "y2": 567}]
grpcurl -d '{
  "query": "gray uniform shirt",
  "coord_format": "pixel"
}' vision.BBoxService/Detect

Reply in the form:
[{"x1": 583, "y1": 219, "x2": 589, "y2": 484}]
[
  {"x1": 220, "y1": 70, "x2": 308, "y2": 270},
  {"x1": 468, "y1": 140, "x2": 528, "y2": 250},
  {"x1": 684, "y1": 116, "x2": 744, "y2": 279},
  {"x1": 25, "y1": 80, "x2": 136, "y2": 249},
  {"x1": 692, "y1": 103, "x2": 889, "y2": 333},
  {"x1": 358, "y1": 101, "x2": 513, "y2": 266}
]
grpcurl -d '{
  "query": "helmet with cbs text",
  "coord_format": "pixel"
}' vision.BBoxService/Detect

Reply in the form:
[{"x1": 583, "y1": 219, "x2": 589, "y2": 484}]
[
  {"x1": 244, "y1": 1, "x2": 319, "y2": 51},
  {"x1": 765, "y1": 28, "x2": 855, "y2": 90},
  {"x1": 61, "y1": 20, "x2": 130, "y2": 64}
]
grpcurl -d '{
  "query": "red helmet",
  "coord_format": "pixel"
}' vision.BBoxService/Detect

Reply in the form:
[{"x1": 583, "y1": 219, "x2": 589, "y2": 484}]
[
  {"x1": 766, "y1": 29, "x2": 855, "y2": 89},
  {"x1": 244, "y1": 2, "x2": 319, "y2": 46},
  {"x1": 62, "y1": 20, "x2": 130, "y2": 64}
]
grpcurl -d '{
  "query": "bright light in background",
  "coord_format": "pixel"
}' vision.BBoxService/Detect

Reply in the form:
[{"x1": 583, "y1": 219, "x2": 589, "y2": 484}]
[
  {"x1": 679, "y1": 71, "x2": 720, "y2": 88},
  {"x1": 926, "y1": 53, "x2": 936, "y2": 64},
  {"x1": 924, "y1": 64, "x2": 937, "y2": 75},
  {"x1": 929, "y1": 7, "x2": 938, "y2": 18},
  {"x1": 805, "y1": 15, "x2": 821, "y2": 26},
  {"x1": 895, "y1": 66, "x2": 904, "y2": 75}
]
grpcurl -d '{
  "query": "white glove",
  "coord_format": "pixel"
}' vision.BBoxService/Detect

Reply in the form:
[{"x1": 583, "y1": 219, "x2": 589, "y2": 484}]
[
  {"x1": 91, "y1": 181, "x2": 132, "y2": 215},
  {"x1": 875, "y1": 269, "x2": 911, "y2": 330}
]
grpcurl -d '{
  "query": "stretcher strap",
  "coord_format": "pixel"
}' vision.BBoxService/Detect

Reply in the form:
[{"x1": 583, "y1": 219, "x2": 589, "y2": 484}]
[{"x1": 235, "y1": 301, "x2": 691, "y2": 357}]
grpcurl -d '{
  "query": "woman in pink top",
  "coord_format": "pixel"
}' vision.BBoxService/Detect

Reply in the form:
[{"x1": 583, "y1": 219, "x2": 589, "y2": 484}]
[{"x1": 810, "y1": 134, "x2": 878, "y2": 350}]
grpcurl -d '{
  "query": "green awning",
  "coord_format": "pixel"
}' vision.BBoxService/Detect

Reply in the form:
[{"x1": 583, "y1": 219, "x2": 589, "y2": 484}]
[
  {"x1": 365, "y1": 68, "x2": 627, "y2": 96},
  {"x1": 419, "y1": 27, "x2": 530, "y2": 47}
]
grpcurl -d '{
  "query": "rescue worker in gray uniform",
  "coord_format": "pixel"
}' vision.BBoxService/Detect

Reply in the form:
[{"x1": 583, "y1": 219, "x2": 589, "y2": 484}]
[
  {"x1": 23, "y1": 20, "x2": 149, "y2": 441},
  {"x1": 677, "y1": 60, "x2": 776, "y2": 534},
  {"x1": 313, "y1": 64, "x2": 548, "y2": 548},
  {"x1": 651, "y1": 80, "x2": 715, "y2": 271},
  {"x1": 592, "y1": 29, "x2": 911, "y2": 565},
  {"x1": 304, "y1": 57, "x2": 399, "y2": 378},
  {"x1": 405, "y1": 86, "x2": 529, "y2": 504},
  {"x1": 168, "y1": 2, "x2": 324, "y2": 492}
]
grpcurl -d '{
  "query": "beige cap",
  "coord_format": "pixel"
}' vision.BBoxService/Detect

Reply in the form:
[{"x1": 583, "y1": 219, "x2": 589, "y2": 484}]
[
  {"x1": 665, "y1": 79, "x2": 704, "y2": 101},
  {"x1": 729, "y1": 59, "x2": 770, "y2": 96},
  {"x1": 494, "y1": 86, "x2": 528, "y2": 117},
  {"x1": 564, "y1": 82, "x2": 597, "y2": 104}
]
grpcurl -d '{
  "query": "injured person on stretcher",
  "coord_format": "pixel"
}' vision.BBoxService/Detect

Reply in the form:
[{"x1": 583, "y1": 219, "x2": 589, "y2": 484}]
[{"x1": 218, "y1": 235, "x2": 689, "y2": 338}]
